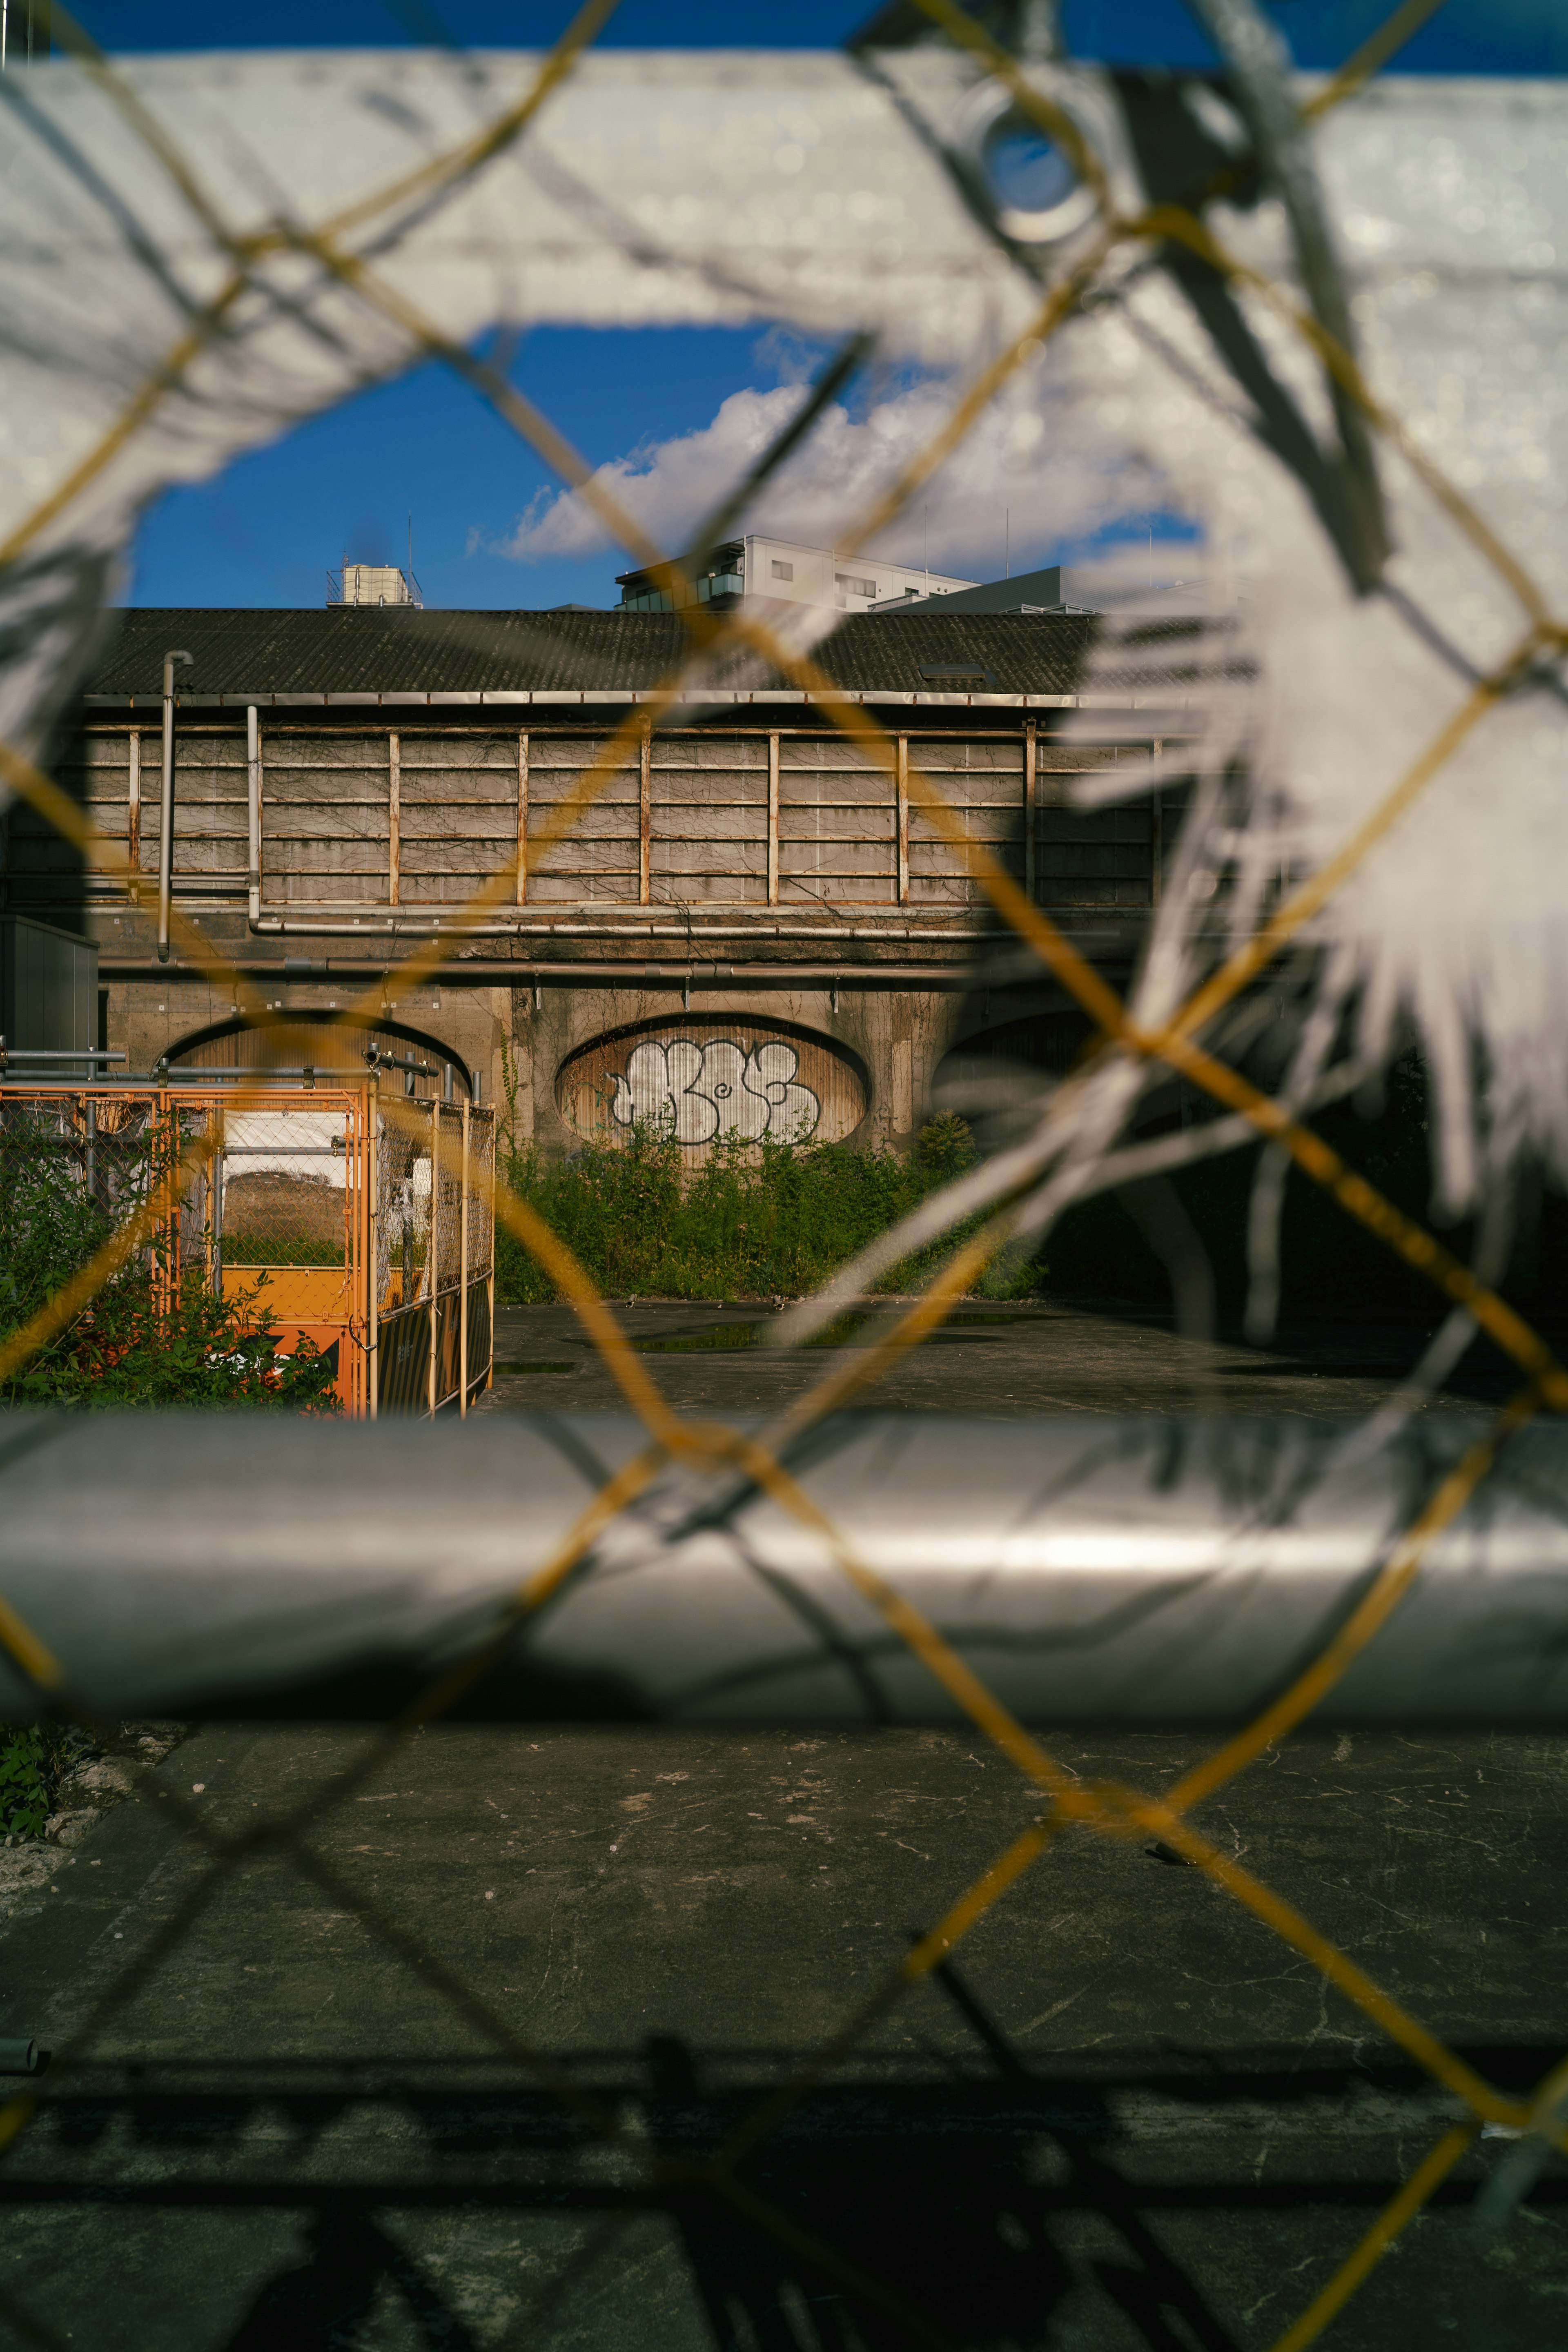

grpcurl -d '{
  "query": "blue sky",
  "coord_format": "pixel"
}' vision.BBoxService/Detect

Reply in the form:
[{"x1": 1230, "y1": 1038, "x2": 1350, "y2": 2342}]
[{"x1": 71, "y1": 2, "x2": 1567, "y2": 611}]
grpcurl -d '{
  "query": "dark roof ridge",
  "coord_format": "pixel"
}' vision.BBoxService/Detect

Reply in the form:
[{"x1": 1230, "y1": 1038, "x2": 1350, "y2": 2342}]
[{"x1": 81, "y1": 606, "x2": 1102, "y2": 701}]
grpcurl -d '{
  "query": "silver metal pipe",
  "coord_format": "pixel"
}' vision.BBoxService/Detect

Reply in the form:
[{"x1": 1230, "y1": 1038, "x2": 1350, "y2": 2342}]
[
  {"x1": 154, "y1": 1065, "x2": 366, "y2": 1081},
  {"x1": 0, "y1": 1048, "x2": 125, "y2": 1063},
  {"x1": 156, "y1": 649, "x2": 193, "y2": 964},
  {"x1": 245, "y1": 703, "x2": 261, "y2": 925},
  {"x1": 0, "y1": 1414, "x2": 1565, "y2": 1726}
]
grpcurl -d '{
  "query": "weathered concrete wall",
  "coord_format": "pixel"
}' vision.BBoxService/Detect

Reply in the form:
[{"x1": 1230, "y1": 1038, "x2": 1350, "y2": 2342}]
[
  {"x1": 125, "y1": 975, "x2": 512, "y2": 1109},
  {"x1": 505, "y1": 984, "x2": 967, "y2": 1163},
  {"x1": 54, "y1": 704, "x2": 1162, "y2": 1153}
]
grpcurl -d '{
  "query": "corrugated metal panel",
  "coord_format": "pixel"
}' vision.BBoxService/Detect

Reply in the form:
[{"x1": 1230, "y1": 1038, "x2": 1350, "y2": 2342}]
[
  {"x1": 0, "y1": 918, "x2": 98, "y2": 1054},
  {"x1": 81, "y1": 609, "x2": 1099, "y2": 700}
]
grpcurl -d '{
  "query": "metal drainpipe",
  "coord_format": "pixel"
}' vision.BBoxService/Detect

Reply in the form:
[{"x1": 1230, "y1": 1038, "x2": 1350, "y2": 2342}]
[
  {"x1": 156, "y1": 650, "x2": 193, "y2": 964},
  {"x1": 245, "y1": 705, "x2": 261, "y2": 924}
]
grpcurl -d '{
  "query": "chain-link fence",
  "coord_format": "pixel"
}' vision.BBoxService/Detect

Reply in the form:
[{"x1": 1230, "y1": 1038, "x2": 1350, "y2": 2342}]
[{"x1": 0, "y1": 2, "x2": 1566, "y2": 2345}]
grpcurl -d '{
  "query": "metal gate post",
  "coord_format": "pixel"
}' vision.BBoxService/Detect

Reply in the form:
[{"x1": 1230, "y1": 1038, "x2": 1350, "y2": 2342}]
[
  {"x1": 426, "y1": 1101, "x2": 438, "y2": 1419},
  {"x1": 208, "y1": 1103, "x2": 225, "y2": 1295},
  {"x1": 486, "y1": 1115, "x2": 494, "y2": 1392},
  {"x1": 156, "y1": 1080, "x2": 175, "y2": 1323},
  {"x1": 367, "y1": 1079, "x2": 379, "y2": 1421},
  {"x1": 459, "y1": 1100, "x2": 470, "y2": 1419}
]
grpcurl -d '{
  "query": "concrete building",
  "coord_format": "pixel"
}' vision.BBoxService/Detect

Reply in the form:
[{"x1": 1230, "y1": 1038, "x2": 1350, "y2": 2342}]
[
  {"x1": 13, "y1": 606, "x2": 1192, "y2": 1159},
  {"x1": 615, "y1": 535, "x2": 975, "y2": 619},
  {"x1": 876, "y1": 562, "x2": 1103, "y2": 615}
]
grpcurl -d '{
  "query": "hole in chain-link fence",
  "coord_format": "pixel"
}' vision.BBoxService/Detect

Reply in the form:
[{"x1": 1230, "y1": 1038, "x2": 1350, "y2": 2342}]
[{"x1": 0, "y1": 2, "x2": 1566, "y2": 2346}]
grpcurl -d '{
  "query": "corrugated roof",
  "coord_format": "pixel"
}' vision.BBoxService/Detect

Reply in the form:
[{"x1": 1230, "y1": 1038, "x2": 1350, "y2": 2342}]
[{"x1": 81, "y1": 607, "x2": 1099, "y2": 700}]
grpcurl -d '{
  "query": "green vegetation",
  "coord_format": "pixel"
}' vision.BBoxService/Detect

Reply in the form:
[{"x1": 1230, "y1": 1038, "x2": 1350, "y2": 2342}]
[
  {"x1": 493, "y1": 1113, "x2": 1040, "y2": 1303},
  {"x1": 2, "y1": 1268, "x2": 340, "y2": 1411},
  {"x1": 0, "y1": 1111, "x2": 339, "y2": 1412},
  {"x1": 0, "y1": 1724, "x2": 97, "y2": 1841},
  {"x1": 493, "y1": 1055, "x2": 1550, "y2": 1323}
]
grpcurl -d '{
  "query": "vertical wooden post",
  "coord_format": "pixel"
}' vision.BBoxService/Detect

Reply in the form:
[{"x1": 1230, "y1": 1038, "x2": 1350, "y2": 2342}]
[
  {"x1": 1023, "y1": 717, "x2": 1037, "y2": 902},
  {"x1": 427, "y1": 1104, "x2": 439, "y2": 1418},
  {"x1": 766, "y1": 731, "x2": 780, "y2": 906},
  {"x1": 638, "y1": 718, "x2": 652, "y2": 904},
  {"x1": 388, "y1": 731, "x2": 401, "y2": 907},
  {"x1": 1151, "y1": 738, "x2": 1164, "y2": 906},
  {"x1": 895, "y1": 735, "x2": 910, "y2": 905},
  {"x1": 459, "y1": 1100, "x2": 470, "y2": 1418},
  {"x1": 127, "y1": 731, "x2": 141, "y2": 888},
  {"x1": 516, "y1": 730, "x2": 529, "y2": 905}
]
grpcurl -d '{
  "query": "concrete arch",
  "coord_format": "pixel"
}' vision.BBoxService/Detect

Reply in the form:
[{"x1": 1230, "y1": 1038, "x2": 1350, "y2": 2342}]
[{"x1": 164, "y1": 1008, "x2": 478, "y2": 1100}]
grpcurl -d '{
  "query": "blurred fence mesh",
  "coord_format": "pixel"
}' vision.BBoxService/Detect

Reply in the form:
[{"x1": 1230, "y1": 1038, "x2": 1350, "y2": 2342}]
[{"x1": 0, "y1": 2, "x2": 1566, "y2": 2346}]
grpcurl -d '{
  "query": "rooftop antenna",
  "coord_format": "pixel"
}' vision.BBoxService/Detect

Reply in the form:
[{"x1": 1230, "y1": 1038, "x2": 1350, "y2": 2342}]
[
  {"x1": 408, "y1": 511, "x2": 413, "y2": 593},
  {"x1": 923, "y1": 503, "x2": 929, "y2": 593},
  {"x1": 1005, "y1": 510, "x2": 1010, "y2": 581}
]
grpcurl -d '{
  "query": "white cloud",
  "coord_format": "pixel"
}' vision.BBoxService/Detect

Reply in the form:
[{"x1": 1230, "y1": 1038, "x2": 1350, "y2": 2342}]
[{"x1": 489, "y1": 371, "x2": 1171, "y2": 579}]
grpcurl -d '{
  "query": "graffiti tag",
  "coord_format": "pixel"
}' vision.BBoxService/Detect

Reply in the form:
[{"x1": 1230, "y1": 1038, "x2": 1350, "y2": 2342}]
[{"x1": 610, "y1": 1037, "x2": 821, "y2": 1146}]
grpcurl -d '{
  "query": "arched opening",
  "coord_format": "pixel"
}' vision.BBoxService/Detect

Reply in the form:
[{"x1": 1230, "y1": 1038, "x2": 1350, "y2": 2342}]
[
  {"x1": 163, "y1": 1009, "x2": 477, "y2": 1100},
  {"x1": 931, "y1": 1009, "x2": 1094, "y2": 1136}
]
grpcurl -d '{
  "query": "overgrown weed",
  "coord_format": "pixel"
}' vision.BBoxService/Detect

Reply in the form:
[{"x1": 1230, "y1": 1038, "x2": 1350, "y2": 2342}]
[{"x1": 494, "y1": 1112, "x2": 1040, "y2": 1302}]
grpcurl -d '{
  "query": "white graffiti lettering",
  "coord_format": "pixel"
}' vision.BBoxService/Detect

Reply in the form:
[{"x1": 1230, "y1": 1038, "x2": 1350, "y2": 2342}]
[{"x1": 610, "y1": 1036, "x2": 820, "y2": 1145}]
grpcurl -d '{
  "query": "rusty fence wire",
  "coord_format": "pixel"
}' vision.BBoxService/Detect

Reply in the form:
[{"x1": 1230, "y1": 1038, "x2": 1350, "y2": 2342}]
[{"x1": 0, "y1": 0, "x2": 1566, "y2": 2345}]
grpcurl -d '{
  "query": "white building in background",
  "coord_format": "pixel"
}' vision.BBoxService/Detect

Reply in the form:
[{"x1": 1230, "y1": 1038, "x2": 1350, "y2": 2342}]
[
  {"x1": 615, "y1": 534, "x2": 976, "y2": 618},
  {"x1": 327, "y1": 563, "x2": 424, "y2": 609}
]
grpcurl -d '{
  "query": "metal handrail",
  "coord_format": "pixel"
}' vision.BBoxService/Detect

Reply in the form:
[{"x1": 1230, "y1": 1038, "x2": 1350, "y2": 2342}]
[
  {"x1": 154, "y1": 1064, "x2": 385, "y2": 1083},
  {"x1": 0, "y1": 1044, "x2": 125, "y2": 1065}
]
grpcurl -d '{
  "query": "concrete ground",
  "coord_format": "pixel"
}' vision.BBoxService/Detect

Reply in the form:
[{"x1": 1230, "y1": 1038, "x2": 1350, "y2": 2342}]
[
  {"x1": 480, "y1": 1294, "x2": 1527, "y2": 1423},
  {"x1": 0, "y1": 1303, "x2": 1562, "y2": 2350}
]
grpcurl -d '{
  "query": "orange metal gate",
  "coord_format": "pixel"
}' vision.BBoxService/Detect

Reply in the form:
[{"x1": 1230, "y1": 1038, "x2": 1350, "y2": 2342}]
[
  {"x1": 0, "y1": 1080, "x2": 494, "y2": 1417},
  {"x1": 370, "y1": 1096, "x2": 495, "y2": 1417}
]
